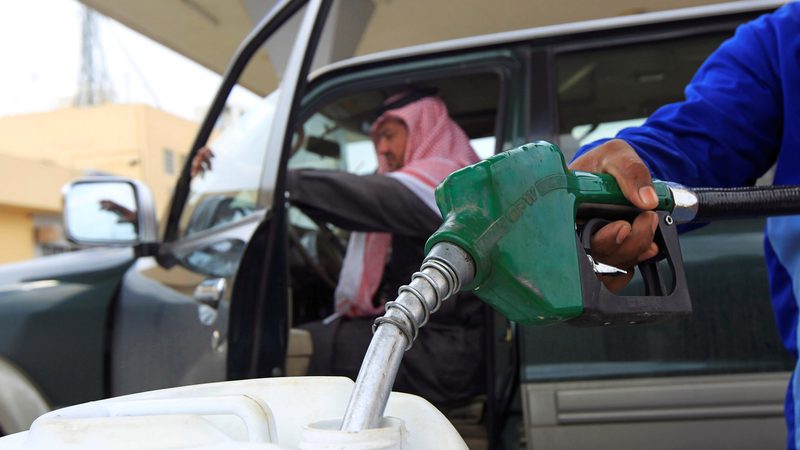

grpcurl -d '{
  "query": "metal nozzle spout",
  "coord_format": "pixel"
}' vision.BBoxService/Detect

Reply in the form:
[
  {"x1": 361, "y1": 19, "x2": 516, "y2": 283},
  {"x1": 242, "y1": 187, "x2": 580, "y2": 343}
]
[{"x1": 339, "y1": 242, "x2": 475, "y2": 431}]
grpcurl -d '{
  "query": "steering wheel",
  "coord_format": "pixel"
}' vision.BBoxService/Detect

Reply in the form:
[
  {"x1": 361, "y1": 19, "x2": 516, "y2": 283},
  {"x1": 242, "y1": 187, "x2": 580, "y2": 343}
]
[
  {"x1": 287, "y1": 211, "x2": 347, "y2": 291},
  {"x1": 290, "y1": 127, "x2": 305, "y2": 157}
]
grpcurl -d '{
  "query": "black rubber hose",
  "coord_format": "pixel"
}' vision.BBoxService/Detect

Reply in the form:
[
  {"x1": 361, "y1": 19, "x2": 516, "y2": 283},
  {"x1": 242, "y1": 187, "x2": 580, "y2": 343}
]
[{"x1": 693, "y1": 185, "x2": 800, "y2": 221}]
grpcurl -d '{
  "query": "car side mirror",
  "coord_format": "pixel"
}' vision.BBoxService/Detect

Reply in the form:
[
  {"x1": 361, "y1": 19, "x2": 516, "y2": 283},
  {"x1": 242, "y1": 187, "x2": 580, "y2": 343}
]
[{"x1": 62, "y1": 177, "x2": 159, "y2": 255}]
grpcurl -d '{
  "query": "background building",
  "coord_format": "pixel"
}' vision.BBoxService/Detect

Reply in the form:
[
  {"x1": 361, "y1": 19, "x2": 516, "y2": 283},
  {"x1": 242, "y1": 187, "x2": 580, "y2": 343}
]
[{"x1": 0, "y1": 104, "x2": 197, "y2": 263}]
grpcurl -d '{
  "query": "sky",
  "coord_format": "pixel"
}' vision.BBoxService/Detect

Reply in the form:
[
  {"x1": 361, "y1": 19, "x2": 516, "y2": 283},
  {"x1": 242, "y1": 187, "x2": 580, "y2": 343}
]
[{"x1": 0, "y1": 0, "x2": 250, "y2": 122}]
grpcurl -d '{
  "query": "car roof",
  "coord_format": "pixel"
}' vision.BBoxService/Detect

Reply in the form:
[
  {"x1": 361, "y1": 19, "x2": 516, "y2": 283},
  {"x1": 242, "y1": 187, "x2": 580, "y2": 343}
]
[{"x1": 311, "y1": 0, "x2": 785, "y2": 80}]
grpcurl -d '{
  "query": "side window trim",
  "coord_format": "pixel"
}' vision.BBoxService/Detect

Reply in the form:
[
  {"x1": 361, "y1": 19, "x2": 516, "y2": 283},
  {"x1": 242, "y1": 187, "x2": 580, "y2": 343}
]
[{"x1": 260, "y1": 0, "x2": 333, "y2": 211}]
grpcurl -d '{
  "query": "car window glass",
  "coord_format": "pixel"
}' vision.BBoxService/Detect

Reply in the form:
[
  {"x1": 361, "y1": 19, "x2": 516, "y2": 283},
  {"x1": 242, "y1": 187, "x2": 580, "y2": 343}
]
[
  {"x1": 185, "y1": 239, "x2": 247, "y2": 278},
  {"x1": 288, "y1": 121, "x2": 496, "y2": 177},
  {"x1": 554, "y1": 33, "x2": 724, "y2": 161},
  {"x1": 180, "y1": 93, "x2": 277, "y2": 238},
  {"x1": 523, "y1": 31, "x2": 796, "y2": 383},
  {"x1": 286, "y1": 111, "x2": 371, "y2": 237},
  {"x1": 177, "y1": 4, "x2": 308, "y2": 239}
]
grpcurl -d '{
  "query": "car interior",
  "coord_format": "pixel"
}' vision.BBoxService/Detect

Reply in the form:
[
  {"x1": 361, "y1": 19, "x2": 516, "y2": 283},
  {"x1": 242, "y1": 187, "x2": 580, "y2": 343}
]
[{"x1": 285, "y1": 72, "x2": 502, "y2": 328}]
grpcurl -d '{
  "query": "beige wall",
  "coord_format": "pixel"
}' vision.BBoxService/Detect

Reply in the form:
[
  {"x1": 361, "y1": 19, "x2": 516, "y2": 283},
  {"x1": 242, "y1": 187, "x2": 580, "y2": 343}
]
[
  {"x1": 0, "y1": 104, "x2": 200, "y2": 263},
  {"x1": 0, "y1": 153, "x2": 82, "y2": 262},
  {"x1": 0, "y1": 207, "x2": 36, "y2": 264},
  {"x1": 0, "y1": 153, "x2": 80, "y2": 212},
  {"x1": 0, "y1": 104, "x2": 198, "y2": 217},
  {"x1": 0, "y1": 104, "x2": 143, "y2": 176}
]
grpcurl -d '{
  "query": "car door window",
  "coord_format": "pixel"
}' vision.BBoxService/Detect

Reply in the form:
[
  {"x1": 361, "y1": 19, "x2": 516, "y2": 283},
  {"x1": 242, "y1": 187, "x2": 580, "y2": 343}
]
[
  {"x1": 555, "y1": 33, "x2": 726, "y2": 160},
  {"x1": 176, "y1": 5, "x2": 311, "y2": 239},
  {"x1": 521, "y1": 31, "x2": 795, "y2": 383}
]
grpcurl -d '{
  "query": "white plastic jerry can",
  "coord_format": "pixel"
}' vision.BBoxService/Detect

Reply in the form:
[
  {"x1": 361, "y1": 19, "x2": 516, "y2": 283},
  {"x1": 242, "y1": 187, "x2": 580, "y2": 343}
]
[{"x1": 0, "y1": 377, "x2": 468, "y2": 449}]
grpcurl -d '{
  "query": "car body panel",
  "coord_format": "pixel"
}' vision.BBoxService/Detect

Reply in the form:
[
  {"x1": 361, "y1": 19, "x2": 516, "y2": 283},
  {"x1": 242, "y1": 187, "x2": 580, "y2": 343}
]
[
  {"x1": 109, "y1": 217, "x2": 260, "y2": 396},
  {"x1": 0, "y1": 248, "x2": 134, "y2": 408},
  {"x1": 523, "y1": 372, "x2": 789, "y2": 450}
]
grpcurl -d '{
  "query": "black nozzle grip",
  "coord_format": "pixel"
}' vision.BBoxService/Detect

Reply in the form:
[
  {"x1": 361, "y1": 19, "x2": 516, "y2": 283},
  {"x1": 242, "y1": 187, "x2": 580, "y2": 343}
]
[{"x1": 569, "y1": 211, "x2": 692, "y2": 326}]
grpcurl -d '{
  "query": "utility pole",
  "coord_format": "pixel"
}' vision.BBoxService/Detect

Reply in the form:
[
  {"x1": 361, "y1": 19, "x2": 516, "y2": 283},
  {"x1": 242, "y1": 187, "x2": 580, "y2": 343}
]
[{"x1": 75, "y1": 7, "x2": 114, "y2": 106}]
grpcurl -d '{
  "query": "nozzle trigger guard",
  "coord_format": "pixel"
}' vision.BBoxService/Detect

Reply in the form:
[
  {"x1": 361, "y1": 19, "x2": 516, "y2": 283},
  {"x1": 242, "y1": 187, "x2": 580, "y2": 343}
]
[
  {"x1": 579, "y1": 218, "x2": 627, "y2": 277},
  {"x1": 571, "y1": 211, "x2": 692, "y2": 326}
]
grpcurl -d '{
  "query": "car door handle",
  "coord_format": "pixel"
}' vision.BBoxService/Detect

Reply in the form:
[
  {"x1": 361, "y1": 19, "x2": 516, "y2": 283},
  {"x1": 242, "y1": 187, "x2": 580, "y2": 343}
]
[{"x1": 194, "y1": 278, "x2": 226, "y2": 309}]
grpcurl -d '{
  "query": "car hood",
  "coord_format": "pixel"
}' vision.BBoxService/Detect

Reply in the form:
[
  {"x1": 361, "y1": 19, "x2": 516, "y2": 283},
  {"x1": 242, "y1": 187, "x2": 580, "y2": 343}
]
[{"x1": 0, "y1": 247, "x2": 136, "y2": 285}]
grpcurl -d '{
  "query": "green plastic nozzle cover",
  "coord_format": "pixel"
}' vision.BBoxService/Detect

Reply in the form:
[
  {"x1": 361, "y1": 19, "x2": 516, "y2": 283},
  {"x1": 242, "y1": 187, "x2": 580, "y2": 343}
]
[{"x1": 425, "y1": 141, "x2": 673, "y2": 325}]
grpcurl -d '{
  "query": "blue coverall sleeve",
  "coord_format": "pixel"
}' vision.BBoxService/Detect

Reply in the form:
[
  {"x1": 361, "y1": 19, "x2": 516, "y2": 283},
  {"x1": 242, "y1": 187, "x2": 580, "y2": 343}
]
[{"x1": 575, "y1": 12, "x2": 784, "y2": 187}]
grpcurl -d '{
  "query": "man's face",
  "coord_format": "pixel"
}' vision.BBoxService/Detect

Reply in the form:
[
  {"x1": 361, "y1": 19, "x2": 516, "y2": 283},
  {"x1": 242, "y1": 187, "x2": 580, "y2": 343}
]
[{"x1": 375, "y1": 118, "x2": 408, "y2": 171}]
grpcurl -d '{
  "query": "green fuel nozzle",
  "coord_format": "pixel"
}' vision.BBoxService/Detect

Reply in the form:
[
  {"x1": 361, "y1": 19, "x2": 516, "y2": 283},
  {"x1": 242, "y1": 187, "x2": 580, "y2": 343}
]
[{"x1": 426, "y1": 141, "x2": 689, "y2": 326}]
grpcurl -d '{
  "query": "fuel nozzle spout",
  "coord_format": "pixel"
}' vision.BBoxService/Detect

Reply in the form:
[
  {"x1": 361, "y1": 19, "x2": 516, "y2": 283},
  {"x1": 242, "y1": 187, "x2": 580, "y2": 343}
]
[{"x1": 340, "y1": 242, "x2": 474, "y2": 432}]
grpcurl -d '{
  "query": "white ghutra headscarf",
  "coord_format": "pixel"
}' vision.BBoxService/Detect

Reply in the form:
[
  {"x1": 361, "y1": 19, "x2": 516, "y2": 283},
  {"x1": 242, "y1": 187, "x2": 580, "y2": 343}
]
[{"x1": 334, "y1": 95, "x2": 480, "y2": 318}]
